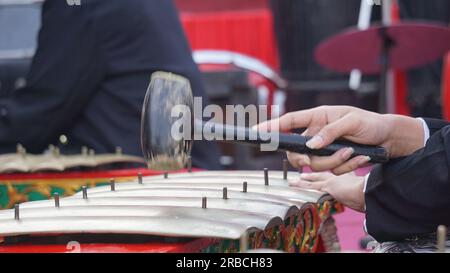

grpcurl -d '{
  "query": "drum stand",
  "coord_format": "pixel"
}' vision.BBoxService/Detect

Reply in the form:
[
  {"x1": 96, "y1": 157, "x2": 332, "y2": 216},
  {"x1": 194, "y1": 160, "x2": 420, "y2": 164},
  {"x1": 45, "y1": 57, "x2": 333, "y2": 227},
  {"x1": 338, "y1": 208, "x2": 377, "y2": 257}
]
[
  {"x1": 378, "y1": 25, "x2": 394, "y2": 113},
  {"x1": 350, "y1": 0, "x2": 394, "y2": 113}
]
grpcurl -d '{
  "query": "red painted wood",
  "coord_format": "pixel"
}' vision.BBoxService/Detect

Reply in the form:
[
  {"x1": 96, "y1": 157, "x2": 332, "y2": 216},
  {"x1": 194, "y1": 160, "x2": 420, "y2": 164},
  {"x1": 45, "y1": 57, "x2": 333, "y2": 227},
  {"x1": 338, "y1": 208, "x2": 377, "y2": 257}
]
[{"x1": 0, "y1": 238, "x2": 217, "y2": 253}]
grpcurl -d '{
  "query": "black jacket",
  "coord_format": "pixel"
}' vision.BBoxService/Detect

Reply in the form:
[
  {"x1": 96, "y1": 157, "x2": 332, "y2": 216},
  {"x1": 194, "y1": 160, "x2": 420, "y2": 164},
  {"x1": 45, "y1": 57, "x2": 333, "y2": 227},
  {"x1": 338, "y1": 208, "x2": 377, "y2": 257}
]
[
  {"x1": 0, "y1": 0, "x2": 221, "y2": 169},
  {"x1": 365, "y1": 118, "x2": 450, "y2": 242}
]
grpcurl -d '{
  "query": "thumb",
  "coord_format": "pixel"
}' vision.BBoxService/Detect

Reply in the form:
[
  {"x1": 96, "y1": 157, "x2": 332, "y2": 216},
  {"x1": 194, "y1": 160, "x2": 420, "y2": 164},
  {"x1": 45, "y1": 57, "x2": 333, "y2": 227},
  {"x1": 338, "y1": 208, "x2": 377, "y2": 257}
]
[{"x1": 306, "y1": 115, "x2": 356, "y2": 149}]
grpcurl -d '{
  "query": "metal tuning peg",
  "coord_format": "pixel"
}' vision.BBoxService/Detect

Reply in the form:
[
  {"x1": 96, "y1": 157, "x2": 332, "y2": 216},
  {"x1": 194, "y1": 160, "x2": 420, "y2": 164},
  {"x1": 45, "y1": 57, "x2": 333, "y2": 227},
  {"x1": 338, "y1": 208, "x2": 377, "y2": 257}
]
[
  {"x1": 223, "y1": 187, "x2": 228, "y2": 200},
  {"x1": 110, "y1": 178, "x2": 116, "y2": 191},
  {"x1": 187, "y1": 156, "x2": 192, "y2": 173},
  {"x1": 137, "y1": 172, "x2": 143, "y2": 184},
  {"x1": 282, "y1": 159, "x2": 288, "y2": 180},
  {"x1": 16, "y1": 144, "x2": 26, "y2": 157},
  {"x1": 437, "y1": 225, "x2": 447, "y2": 253},
  {"x1": 82, "y1": 186, "x2": 88, "y2": 200},
  {"x1": 54, "y1": 192, "x2": 60, "y2": 208},
  {"x1": 81, "y1": 146, "x2": 88, "y2": 156},
  {"x1": 264, "y1": 168, "x2": 269, "y2": 186},
  {"x1": 53, "y1": 147, "x2": 60, "y2": 157},
  {"x1": 14, "y1": 204, "x2": 20, "y2": 221},
  {"x1": 48, "y1": 144, "x2": 56, "y2": 153}
]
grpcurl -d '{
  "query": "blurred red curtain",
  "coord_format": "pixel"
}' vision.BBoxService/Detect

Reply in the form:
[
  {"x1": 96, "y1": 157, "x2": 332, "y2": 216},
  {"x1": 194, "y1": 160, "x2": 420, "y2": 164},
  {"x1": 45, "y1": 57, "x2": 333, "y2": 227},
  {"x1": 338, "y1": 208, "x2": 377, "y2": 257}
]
[{"x1": 177, "y1": 0, "x2": 279, "y2": 68}]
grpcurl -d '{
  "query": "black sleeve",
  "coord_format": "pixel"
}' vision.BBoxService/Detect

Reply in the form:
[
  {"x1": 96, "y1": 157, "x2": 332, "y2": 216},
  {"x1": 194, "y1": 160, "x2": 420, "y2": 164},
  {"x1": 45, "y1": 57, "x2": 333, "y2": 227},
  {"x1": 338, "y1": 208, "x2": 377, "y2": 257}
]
[
  {"x1": 365, "y1": 125, "x2": 450, "y2": 242},
  {"x1": 0, "y1": 0, "x2": 104, "y2": 153},
  {"x1": 423, "y1": 118, "x2": 450, "y2": 136}
]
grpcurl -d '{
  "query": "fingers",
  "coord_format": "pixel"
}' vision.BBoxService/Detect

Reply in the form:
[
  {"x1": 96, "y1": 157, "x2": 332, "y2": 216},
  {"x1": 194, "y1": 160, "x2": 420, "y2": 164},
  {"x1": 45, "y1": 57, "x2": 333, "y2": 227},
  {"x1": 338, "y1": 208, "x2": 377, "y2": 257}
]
[
  {"x1": 287, "y1": 148, "x2": 370, "y2": 174},
  {"x1": 255, "y1": 107, "x2": 358, "y2": 150},
  {"x1": 289, "y1": 172, "x2": 333, "y2": 191},
  {"x1": 308, "y1": 147, "x2": 355, "y2": 172},
  {"x1": 299, "y1": 172, "x2": 335, "y2": 181},
  {"x1": 286, "y1": 151, "x2": 311, "y2": 169},
  {"x1": 306, "y1": 115, "x2": 358, "y2": 149},
  {"x1": 331, "y1": 155, "x2": 371, "y2": 175},
  {"x1": 289, "y1": 180, "x2": 326, "y2": 191},
  {"x1": 254, "y1": 109, "x2": 315, "y2": 132}
]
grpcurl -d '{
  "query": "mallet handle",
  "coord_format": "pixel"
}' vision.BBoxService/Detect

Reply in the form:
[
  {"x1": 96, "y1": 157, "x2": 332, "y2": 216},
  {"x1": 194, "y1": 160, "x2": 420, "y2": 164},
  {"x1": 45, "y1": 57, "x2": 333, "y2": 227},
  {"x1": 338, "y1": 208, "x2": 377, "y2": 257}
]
[{"x1": 199, "y1": 122, "x2": 389, "y2": 163}]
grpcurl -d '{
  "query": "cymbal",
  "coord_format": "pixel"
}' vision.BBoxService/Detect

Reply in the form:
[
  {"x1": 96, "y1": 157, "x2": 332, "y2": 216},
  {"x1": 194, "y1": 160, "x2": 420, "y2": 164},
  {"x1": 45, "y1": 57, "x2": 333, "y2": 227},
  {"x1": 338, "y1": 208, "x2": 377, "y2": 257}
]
[{"x1": 315, "y1": 22, "x2": 450, "y2": 74}]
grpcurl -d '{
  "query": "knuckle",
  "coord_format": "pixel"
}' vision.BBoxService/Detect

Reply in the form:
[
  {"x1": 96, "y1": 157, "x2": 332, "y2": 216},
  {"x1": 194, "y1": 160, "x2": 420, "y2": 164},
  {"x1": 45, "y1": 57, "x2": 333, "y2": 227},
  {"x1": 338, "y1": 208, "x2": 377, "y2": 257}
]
[
  {"x1": 348, "y1": 160, "x2": 360, "y2": 170},
  {"x1": 282, "y1": 112, "x2": 295, "y2": 129},
  {"x1": 316, "y1": 105, "x2": 326, "y2": 112},
  {"x1": 310, "y1": 157, "x2": 331, "y2": 171},
  {"x1": 281, "y1": 112, "x2": 292, "y2": 122},
  {"x1": 288, "y1": 160, "x2": 299, "y2": 169},
  {"x1": 286, "y1": 151, "x2": 295, "y2": 160},
  {"x1": 331, "y1": 168, "x2": 345, "y2": 175},
  {"x1": 321, "y1": 125, "x2": 336, "y2": 139},
  {"x1": 335, "y1": 161, "x2": 358, "y2": 174},
  {"x1": 310, "y1": 163, "x2": 327, "y2": 172}
]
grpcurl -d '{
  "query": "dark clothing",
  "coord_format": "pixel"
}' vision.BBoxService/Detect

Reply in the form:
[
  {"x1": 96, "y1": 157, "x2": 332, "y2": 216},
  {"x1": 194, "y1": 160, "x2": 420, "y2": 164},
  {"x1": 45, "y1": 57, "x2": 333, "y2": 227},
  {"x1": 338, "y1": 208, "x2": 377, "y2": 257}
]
[
  {"x1": 0, "y1": 0, "x2": 221, "y2": 169},
  {"x1": 365, "y1": 118, "x2": 450, "y2": 242},
  {"x1": 373, "y1": 231, "x2": 450, "y2": 253},
  {"x1": 398, "y1": 0, "x2": 450, "y2": 118}
]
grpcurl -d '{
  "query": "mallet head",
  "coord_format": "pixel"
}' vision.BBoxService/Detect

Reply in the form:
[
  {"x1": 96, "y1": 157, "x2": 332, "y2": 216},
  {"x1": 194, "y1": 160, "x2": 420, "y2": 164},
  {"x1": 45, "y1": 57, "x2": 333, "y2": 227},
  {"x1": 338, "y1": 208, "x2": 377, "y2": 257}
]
[{"x1": 141, "y1": 71, "x2": 194, "y2": 171}]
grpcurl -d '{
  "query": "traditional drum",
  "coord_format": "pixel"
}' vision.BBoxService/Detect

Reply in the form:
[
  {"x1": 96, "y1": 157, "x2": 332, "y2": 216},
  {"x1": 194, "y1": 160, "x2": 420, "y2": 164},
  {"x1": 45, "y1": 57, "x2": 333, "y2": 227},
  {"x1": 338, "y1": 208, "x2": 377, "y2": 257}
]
[{"x1": 0, "y1": 169, "x2": 343, "y2": 253}]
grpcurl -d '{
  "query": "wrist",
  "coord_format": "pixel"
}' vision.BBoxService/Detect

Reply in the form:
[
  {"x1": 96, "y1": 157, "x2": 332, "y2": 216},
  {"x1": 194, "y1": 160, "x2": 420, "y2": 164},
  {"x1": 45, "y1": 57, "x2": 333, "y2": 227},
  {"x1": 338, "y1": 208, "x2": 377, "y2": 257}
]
[
  {"x1": 355, "y1": 177, "x2": 366, "y2": 212},
  {"x1": 383, "y1": 114, "x2": 424, "y2": 157}
]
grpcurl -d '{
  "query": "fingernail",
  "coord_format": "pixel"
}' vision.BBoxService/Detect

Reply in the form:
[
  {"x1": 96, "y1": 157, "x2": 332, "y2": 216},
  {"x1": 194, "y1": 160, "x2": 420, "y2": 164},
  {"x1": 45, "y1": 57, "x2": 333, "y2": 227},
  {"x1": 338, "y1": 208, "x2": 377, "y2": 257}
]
[
  {"x1": 359, "y1": 156, "x2": 371, "y2": 165},
  {"x1": 306, "y1": 135, "x2": 324, "y2": 149},
  {"x1": 341, "y1": 148, "x2": 354, "y2": 160}
]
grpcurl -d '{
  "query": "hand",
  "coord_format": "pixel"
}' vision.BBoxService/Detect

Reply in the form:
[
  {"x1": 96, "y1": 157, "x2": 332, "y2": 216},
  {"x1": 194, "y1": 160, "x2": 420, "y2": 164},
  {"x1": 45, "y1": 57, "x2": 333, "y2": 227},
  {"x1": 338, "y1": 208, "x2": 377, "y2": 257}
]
[
  {"x1": 290, "y1": 172, "x2": 366, "y2": 212},
  {"x1": 256, "y1": 106, "x2": 424, "y2": 174}
]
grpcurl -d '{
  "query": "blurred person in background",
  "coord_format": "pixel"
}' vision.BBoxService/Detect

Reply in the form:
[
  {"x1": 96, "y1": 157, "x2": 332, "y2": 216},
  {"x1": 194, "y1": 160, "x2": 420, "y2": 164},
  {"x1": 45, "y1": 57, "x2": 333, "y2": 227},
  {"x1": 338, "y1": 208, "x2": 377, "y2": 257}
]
[
  {"x1": 398, "y1": 0, "x2": 450, "y2": 118},
  {"x1": 0, "y1": 0, "x2": 221, "y2": 169}
]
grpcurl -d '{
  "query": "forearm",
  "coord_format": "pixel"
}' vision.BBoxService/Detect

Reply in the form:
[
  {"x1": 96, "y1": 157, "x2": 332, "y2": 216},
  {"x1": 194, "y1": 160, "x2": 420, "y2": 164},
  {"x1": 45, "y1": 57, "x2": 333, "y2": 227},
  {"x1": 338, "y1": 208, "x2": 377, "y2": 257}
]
[{"x1": 384, "y1": 114, "x2": 425, "y2": 158}]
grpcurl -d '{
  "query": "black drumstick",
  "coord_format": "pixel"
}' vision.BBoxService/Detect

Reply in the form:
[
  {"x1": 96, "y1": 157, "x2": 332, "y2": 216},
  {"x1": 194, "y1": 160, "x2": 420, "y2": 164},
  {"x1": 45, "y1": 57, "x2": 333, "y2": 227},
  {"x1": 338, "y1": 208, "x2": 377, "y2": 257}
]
[{"x1": 198, "y1": 122, "x2": 388, "y2": 163}]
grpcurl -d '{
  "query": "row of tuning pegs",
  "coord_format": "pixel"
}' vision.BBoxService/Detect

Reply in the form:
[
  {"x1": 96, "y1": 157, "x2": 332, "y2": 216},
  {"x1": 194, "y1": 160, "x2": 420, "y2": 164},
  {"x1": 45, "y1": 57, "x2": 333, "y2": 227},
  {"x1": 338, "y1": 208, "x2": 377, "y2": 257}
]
[
  {"x1": 12, "y1": 158, "x2": 293, "y2": 219},
  {"x1": 15, "y1": 144, "x2": 125, "y2": 157}
]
